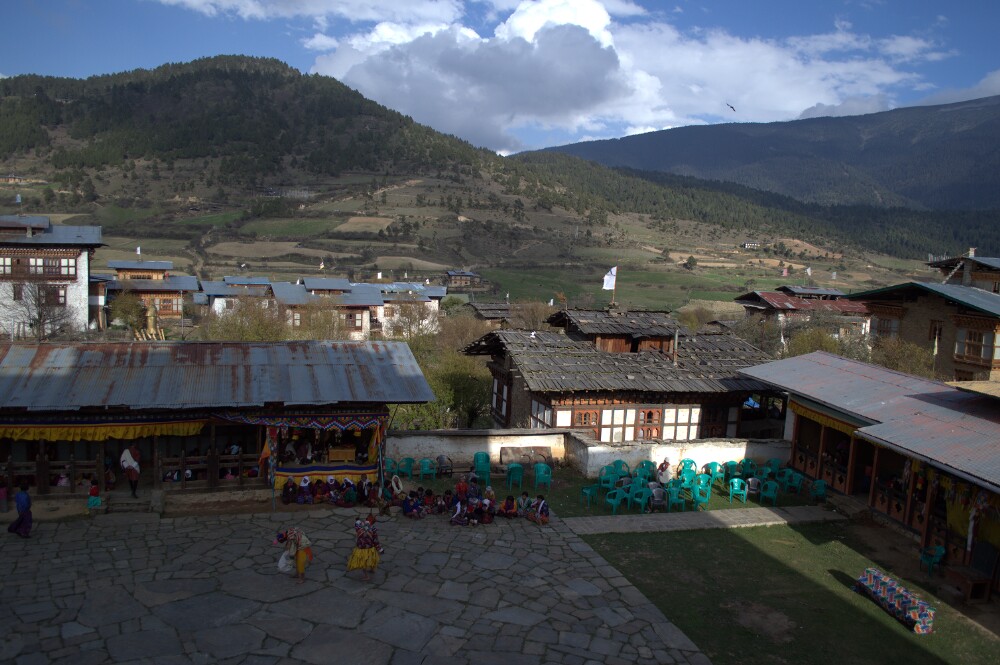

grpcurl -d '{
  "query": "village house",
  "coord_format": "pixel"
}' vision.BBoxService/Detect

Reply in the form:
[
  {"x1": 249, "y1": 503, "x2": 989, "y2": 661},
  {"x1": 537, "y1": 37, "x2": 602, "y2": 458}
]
[
  {"x1": 196, "y1": 276, "x2": 273, "y2": 315},
  {"x1": 105, "y1": 260, "x2": 199, "y2": 321},
  {"x1": 735, "y1": 287, "x2": 870, "y2": 343},
  {"x1": 465, "y1": 302, "x2": 513, "y2": 328},
  {"x1": 0, "y1": 215, "x2": 102, "y2": 338},
  {"x1": 464, "y1": 328, "x2": 781, "y2": 442},
  {"x1": 547, "y1": 308, "x2": 685, "y2": 354},
  {"x1": 929, "y1": 250, "x2": 1000, "y2": 294},
  {"x1": 846, "y1": 281, "x2": 1000, "y2": 381},
  {"x1": 741, "y1": 352, "x2": 1000, "y2": 598},
  {"x1": 445, "y1": 269, "x2": 482, "y2": 289}
]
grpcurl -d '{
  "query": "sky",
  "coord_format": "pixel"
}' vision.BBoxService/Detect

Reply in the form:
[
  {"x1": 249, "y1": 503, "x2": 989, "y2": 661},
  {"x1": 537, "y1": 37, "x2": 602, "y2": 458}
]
[{"x1": 3, "y1": 1, "x2": 999, "y2": 153}]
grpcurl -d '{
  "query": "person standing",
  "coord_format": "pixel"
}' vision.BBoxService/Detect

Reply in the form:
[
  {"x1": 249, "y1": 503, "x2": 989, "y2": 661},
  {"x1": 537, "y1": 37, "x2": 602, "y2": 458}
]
[
  {"x1": 7, "y1": 483, "x2": 32, "y2": 538},
  {"x1": 347, "y1": 517, "x2": 382, "y2": 581},
  {"x1": 276, "y1": 527, "x2": 313, "y2": 584},
  {"x1": 120, "y1": 444, "x2": 141, "y2": 498}
]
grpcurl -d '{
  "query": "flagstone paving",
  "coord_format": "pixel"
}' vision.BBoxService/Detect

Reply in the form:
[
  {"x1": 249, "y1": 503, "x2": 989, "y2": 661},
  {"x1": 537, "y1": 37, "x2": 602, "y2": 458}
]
[{"x1": 0, "y1": 509, "x2": 712, "y2": 665}]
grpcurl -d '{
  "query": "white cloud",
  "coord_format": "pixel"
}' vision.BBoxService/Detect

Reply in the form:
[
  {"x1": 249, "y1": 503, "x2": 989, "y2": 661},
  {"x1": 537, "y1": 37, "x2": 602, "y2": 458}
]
[
  {"x1": 302, "y1": 33, "x2": 338, "y2": 51},
  {"x1": 915, "y1": 69, "x2": 1000, "y2": 107},
  {"x1": 798, "y1": 95, "x2": 891, "y2": 119},
  {"x1": 155, "y1": 0, "x2": 465, "y2": 24},
  {"x1": 494, "y1": 0, "x2": 615, "y2": 48}
]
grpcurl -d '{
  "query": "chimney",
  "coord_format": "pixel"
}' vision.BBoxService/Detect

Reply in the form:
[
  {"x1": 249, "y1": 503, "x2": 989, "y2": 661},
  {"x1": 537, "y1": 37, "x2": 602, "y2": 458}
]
[
  {"x1": 963, "y1": 250, "x2": 975, "y2": 286},
  {"x1": 969, "y1": 247, "x2": 976, "y2": 258}
]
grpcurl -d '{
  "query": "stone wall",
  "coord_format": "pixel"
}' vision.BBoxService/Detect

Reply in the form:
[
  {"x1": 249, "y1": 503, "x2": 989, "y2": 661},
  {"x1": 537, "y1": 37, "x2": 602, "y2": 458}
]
[{"x1": 388, "y1": 428, "x2": 791, "y2": 478}]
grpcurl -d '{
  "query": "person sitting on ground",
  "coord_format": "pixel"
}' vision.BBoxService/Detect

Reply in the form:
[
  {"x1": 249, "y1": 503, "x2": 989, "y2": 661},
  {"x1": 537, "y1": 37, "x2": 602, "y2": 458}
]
[
  {"x1": 340, "y1": 480, "x2": 357, "y2": 507},
  {"x1": 467, "y1": 467, "x2": 479, "y2": 486},
  {"x1": 313, "y1": 477, "x2": 331, "y2": 502},
  {"x1": 297, "y1": 477, "x2": 313, "y2": 504},
  {"x1": 454, "y1": 475, "x2": 469, "y2": 503},
  {"x1": 281, "y1": 477, "x2": 298, "y2": 504},
  {"x1": 450, "y1": 500, "x2": 468, "y2": 526},
  {"x1": 483, "y1": 485, "x2": 496, "y2": 505},
  {"x1": 480, "y1": 498, "x2": 495, "y2": 524},
  {"x1": 467, "y1": 497, "x2": 482, "y2": 526},
  {"x1": 498, "y1": 494, "x2": 518, "y2": 518},
  {"x1": 467, "y1": 478, "x2": 481, "y2": 501},
  {"x1": 436, "y1": 489, "x2": 453, "y2": 514},
  {"x1": 516, "y1": 491, "x2": 532, "y2": 517},
  {"x1": 403, "y1": 491, "x2": 426, "y2": 519},
  {"x1": 526, "y1": 494, "x2": 550, "y2": 525},
  {"x1": 358, "y1": 474, "x2": 373, "y2": 504},
  {"x1": 423, "y1": 488, "x2": 435, "y2": 511}
]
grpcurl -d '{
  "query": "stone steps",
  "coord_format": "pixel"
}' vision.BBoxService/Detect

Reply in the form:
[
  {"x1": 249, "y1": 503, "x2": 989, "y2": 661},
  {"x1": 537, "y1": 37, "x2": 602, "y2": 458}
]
[{"x1": 107, "y1": 495, "x2": 151, "y2": 514}]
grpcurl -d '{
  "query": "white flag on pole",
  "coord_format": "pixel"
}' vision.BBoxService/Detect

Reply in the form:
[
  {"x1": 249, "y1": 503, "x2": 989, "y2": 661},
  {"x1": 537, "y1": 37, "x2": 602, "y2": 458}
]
[
  {"x1": 136, "y1": 246, "x2": 141, "y2": 256},
  {"x1": 602, "y1": 266, "x2": 617, "y2": 290},
  {"x1": 15, "y1": 194, "x2": 21, "y2": 204},
  {"x1": 805, "y1": 266, "x2": 812, "y2": 277},
  {"x1": 831, "y1": 271, "x2": 837, "y2": 280},
  {"x1": 548, "y1": 299, "x2": 554, "y2": 306}
]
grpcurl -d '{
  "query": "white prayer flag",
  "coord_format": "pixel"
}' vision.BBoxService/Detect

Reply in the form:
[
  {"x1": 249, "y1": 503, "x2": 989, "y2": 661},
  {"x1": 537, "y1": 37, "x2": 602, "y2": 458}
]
[
  {"x1": 805, "y1": 266, "x2": 812, "y2": 276},
  {"x1": 15, "y1": 194, "x2": 21, "y2": 204},
  {"x1": 602, "y1": 266, "x2": 617, "y2": 290},
  {"x1": 319, "y1": 260, "x2": 325, "y2": 270},
  {"x1": 548, "y1": 299, "x2": 554, "y2": 306},
  {"x1": 136, "y1": 246, "x2": 141, "y2": 256},
  {"x1": 781, "y1": 267, "x2": 788, "y2": 277},
  {"x1": 831, "y1": 271, "x2": 837, "y2": 280}
]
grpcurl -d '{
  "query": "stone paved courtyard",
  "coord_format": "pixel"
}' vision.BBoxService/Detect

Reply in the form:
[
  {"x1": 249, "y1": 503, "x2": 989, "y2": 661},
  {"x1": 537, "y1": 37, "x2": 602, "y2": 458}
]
[{"x1": 0, "y1": 509, "x2": 710, "y2": 665}]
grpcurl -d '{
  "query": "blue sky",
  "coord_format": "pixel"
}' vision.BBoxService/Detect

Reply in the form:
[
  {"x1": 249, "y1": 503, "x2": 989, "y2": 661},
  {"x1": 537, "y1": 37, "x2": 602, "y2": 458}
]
[{"x1": 3, "y1": 1, "x2": 999, "y2": 153}]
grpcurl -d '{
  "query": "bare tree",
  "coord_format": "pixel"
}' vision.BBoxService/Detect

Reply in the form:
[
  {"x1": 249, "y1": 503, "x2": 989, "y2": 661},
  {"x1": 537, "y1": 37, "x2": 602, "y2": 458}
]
[
  {"x1": 510, "y1": 301, "x2": 555, "y2": 330},
  {"x1": 6, "y1": 281, "x2": 77, "y2": 342},
  {"x1": 108, "y1": 290, "x2": 147, "y2": 334},
  {"x1": 197, "y1": 298, "x2": 287, "y2": 341}
]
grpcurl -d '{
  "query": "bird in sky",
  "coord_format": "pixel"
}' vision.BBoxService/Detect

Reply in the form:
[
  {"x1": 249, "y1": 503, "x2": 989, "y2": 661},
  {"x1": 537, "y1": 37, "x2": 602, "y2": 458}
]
[{"x1": 726, "y1": 103, "x2": 736, "y2": 112}]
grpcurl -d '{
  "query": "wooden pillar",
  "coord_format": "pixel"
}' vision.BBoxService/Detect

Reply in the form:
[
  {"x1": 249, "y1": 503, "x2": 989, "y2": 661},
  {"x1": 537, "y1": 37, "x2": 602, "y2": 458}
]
[
  {"x1": 37, "y1": 440, "x2": 49, "y2": 495},
  {"x1": 845, "y1": 435, "x2": 857, "y2": 495},
  {"x1": 98, "y1": 441, "x2": 106, "y2": 494},
  {"x1": 790, "y1": 412, "x2": 800, "y2": 463},
  {"x1": 903, "y1": 459, "x2": 917, "y2": 525},
  {"x1": 152, "y1": 436, "x2": 160, "y2": 490},
  {"x1": 868, "y1": 446, "x2": 880, "y2": 507},
  {"x1": 68, "y1": 455, "x2": 77, "y2": 494},
  {"x1": 815, "y1": 425, "x2": 828, "y2": 481},
  {"x1": 208, "y1": 447, "x2": 219, "y2": 488},
  {"x1": 920, "y1": 476, "x2": 936, "y2": 548}
]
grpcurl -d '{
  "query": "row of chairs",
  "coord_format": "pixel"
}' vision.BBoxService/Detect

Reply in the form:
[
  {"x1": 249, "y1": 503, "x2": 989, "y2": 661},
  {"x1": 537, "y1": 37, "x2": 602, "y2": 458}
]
[
  {"x1": 385, "y1": 453, "x2": 554, "y2": 491},
  {"x1": 385, "y1": 455, "x2": 454, "y2": 480}
]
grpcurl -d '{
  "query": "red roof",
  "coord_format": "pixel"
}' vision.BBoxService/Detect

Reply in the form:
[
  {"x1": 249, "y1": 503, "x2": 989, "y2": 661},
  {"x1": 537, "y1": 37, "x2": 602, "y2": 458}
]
[{"x1": 735, "y1": 291, "x2": 867, "y2": 315}]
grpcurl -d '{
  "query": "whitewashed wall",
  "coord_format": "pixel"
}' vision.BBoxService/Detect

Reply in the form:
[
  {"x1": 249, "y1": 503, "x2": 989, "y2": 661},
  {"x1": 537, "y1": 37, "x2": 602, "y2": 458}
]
[{"x1": 387, "y1": 429, "x2": 566, "y2": 466}]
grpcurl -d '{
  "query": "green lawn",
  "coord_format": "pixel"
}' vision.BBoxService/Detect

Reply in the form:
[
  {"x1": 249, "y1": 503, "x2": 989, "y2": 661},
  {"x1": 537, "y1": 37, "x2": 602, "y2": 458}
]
[
  {"x1": 239, "y1": 217, "x2": 343, "y2": 237},
  {"x1": 586, "y1": 523, "x2": 998, "y2": 665}
]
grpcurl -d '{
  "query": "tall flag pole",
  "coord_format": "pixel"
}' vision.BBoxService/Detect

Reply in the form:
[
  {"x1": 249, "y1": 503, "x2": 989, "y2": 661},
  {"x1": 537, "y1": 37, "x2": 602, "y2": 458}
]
[{"x1": 602, "y1": 266, "x2": 617, "y2": 304}]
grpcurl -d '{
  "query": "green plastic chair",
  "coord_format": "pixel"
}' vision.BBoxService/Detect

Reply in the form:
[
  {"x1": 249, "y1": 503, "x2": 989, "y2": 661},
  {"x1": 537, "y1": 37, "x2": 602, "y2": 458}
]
[
  {"x1": 611, "y1": 459, "x2": 631, "y2": 478},
  {"x1": 397, "y1": 457, "x2": 415, "y2": 479},
  {"x1": 740, "y1": 458, "x2": 758, "y2": 478},
  {"x1": 704, "y1": 462, "x2": 726, "y2": 488},
  {"x1": 919, "y1": 545, "x2": 946, "y2": 575},
  {"x1": 775, "y1": 468, "x2": 794, "y2": 492},
  {"x1": 809, "y1": 479, "x2": 827, "y2": 502},
  {"x1": 765, "y1": 458, "x2": 783, "y2": 476},
  {"x1": 417, "y1": 458, "x2": 437, "y2": 480},
  {"x1": 760, "y1": 480, "x2": 779, "y2": 506},
  {"x1": 679, "y1": 458, "x2": 697, "y2": 474},
  {"x1": 473, "y1": 451, "x2": 490, "y2": 467},
  {"x1": 533, "y1": 463, "x2": 552, "y2": 490},
  {"x1": 667, "y1": 487, "x2": 686, "y2": 512},
  {"x1": 756, "y1": 466, "x2": 774, "y2": 483},
  {"x1": 475, "y1": 459, "x2": 491, "y2": 484},
  {"x1": 506, "y1": 463, "x2": 524, "y2": 490},
  {"x1": 598, "y1": 465, "x2": 618, "y2": 494},
  {"x1": 723, "y1": 461, "x2": 740, "y2": 482},
  {"x1": 605, "y1": 488, "x2": 626, "y2": 515},
  {"x1": 628, "y1": 486, "x2": 652, "y2": 512},
  {"x1": 692, "y1": 484, "x2": 710, "y2": 511},
  {"x1": 728, "y1": 478, "x2": 748, "y2": 504},
  {"x1": 384, "y1": 458, "x2": 398, "y2": 476},
  {"x1": 634, "y1": 465, "x2": 655, "y2": 482},
  {"x1": 666, "y1": 478, "x2": 683, "y2": 491},
  {"x1": 786, "y1": 472, "x2": 805, "y2": 494},
  {"x1": 680, "y1": 469, "x2": 696, "y2": 495},
  {"x1": 580, "y1": 483, "x2": 600, "y2": 507}
]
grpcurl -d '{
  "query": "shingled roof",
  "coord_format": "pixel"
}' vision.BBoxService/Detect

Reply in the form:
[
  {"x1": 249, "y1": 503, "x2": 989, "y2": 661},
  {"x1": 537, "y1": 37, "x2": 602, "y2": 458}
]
[
  {"x1": 547, "y1": 309, "x2": 685, "y2": 337},
  {"x1": 465, "y1": 330, "x2": 769, "y2": 394}
]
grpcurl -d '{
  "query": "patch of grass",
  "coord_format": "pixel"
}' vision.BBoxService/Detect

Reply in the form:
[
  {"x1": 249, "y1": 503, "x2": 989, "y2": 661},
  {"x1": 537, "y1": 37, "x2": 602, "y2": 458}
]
[
  {"x1": 239, "y1": 217, "x2": 342, "y2": 237},
  {"x1": 585, "y1": 523, "x2": 998, "y2": 665},
  {"x1": 175, "y1": 210, "x2": 242, "y2": 227}
]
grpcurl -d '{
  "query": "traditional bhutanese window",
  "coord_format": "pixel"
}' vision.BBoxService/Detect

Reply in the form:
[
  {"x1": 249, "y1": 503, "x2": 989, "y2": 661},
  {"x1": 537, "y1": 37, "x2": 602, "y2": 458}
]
[
  {"x1": 0, "y1": 258, "x2": 10, "y2": 275},
  {"x1": 955, "y1": 329, "x2": 997, "y2": 361},
  {"x1": 662, "y1": 406, "x2": 701, "y2": 441},
  {"x1": 599, "y1": 408, "x2": 636, "y2": 443},
  {"x1": 873, "y1": 316, "x2": 899, "y2": 339},
  {"x1": 41, "y1": 285, "x2": 67, "y2": 307},
  {"x1": 529, "y1": 399, "x2": 551, "y2": 429}
]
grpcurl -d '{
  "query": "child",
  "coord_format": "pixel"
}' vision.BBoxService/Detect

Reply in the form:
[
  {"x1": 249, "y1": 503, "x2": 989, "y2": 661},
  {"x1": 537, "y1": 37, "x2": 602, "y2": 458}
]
[
  {"x1": 468, "y1": 497, "x2": 482, "y2": 526},
  {"x1": 403, "y1": 491, "x2": 425, "y2": 519},
  {"x1": 498, "y1": 494, "x2": 517, "y2": 518},
  {"x1": 516, "y1": 491, "x2": 532, "y2": 517},
  {"x1": 527, "y1": 495, "x2": 550, "y2": 525},
  {"x1": 436, "y1": 489, "x2": 453, "y2": 514},
  {"x1": 87, "y1": 478, "x2": 101, "y2": 515},
  {"x1": 423, "y1": 488, "x2": 435, "y2": 511},
  {"x1": 480, "y1": 498, "x2": 495, "y2": 524},
  {"x1": 454, "y1": 475, "x2": 469, "y2": 503},
  {"x1": 467, "y1": 478, "x2": 481, "y2": 501}
]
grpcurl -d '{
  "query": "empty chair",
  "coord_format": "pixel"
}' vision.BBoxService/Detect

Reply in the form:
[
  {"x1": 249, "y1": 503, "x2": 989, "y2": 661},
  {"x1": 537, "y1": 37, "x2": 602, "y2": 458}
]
[
  {"x1": 533, "y1": 463, "x2": 552, "y2": 490},
  {"x1": 611, "y1": 459, "x2": 631, "y2": 478},
  {"x1": 384, "y1": 458, "x2": 398, "y2": 476},
  {"x1": 809, "y1": 479, "x2": 827, "y2": 502},
  {"x1": 417, "y1": 458, "x2": 437, "y2": 480},
  {"x1": 746, "y1": 476, "x2": 761, "y2": 499},
  {"x1": 436, "y1": 455, "x2": 454, "y2": 477},
  {"x1": 704, "y1": 462, "x2": 726, "y2": 488},
  {"x1": 475, "y1": 457, "x2": 491, "y2": 484},
  {"x1": 580, "y1": 483, "x2": 600, "y2": 507},
  {"x1": 680, "y1": 469, "x2": 696, "y2": 495},
  {"x1": 605, "y1": 488, "x2": 626, "y2": 515},
  {"x1": 919, "y1": 545, "x2": 946, "y2": 575},
  {"x1": 759, "y1": 480, "x2": 779, "y2": 506},
  {"x1": 598, "y1": 465, "x2": 618, "y2": 494},
  {"x1": 629, "y1": 486, "x2": 653, "y2": 512},
  {"x1": 650, "y1": 487, "x2": 667, "y2": 512},
  {"x1": 775, "y1": 468, "x2": 794, "y2": 492},
  {"x1": 740, "y1": 458, "x2": 758, "y2": 478},
  {"x1": 786, "y1": 472, "x2": 805, "y2": 494},
  {"x1": 397, "y1": 457, "x2": 415, "y2": 479},
  {"x1": 764, "y1": 458, "x2": 783, "y2": 476},
  {"x1": 473, "y1": 451, "x2": 490, "y2": 467},
  {"x1": 634, "y1": 464, "x2": 655, "y2": 483},
  {"x1": 728, "y1": 478, "x2": 748, "y2": 504},
  {"x1": 692, "y1": 484, "x2": 710, "y2": 511},
  {"x1": 695, "y1": 473, "x2": 713, "y2": 497},
  {"x1": 679, "y1": 458, "x2": 697, "y2": 474},
  {"x1": 506, "y1": 463, "x2": 524, "y2": 490},
  {"x1": 723, "y1": 461, "x2": 740, "y2": 482},
  {"x1": 667, "y1": 487, "x2": 686, "y2": 512}
]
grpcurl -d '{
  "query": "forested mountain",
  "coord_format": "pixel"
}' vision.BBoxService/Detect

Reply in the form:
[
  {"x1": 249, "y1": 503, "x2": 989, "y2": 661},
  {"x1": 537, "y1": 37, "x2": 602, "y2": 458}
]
[
  {"x1": 540, "y1": 96, "x2": 1000, "y2": 210},
  {"x1": 1, "y1": 55, "x2": 998, "y2": 258}
]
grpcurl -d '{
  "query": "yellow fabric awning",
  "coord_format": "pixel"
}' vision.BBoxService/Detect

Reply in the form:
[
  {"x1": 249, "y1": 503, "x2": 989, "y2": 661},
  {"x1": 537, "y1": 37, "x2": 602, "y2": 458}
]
[
  {"x1": 0, "y1": 420, "x2": 207, "y2": 442},
  {"x1": 789, "y1": 400, "x2": 859, "y2": 437}
]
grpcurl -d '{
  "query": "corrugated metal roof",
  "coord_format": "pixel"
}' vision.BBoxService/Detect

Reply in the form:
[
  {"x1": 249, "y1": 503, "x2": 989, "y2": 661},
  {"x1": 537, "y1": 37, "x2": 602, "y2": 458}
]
[
  {"x1": 928, "y1": 256, "x2": 1000, "y2": 272},
  {"x1": 740, "y1": 352, "x2": 1000, "y2": 491},
  {"x1": 0, "y1": 341, "x2": 435, "y2": 411},
  {"x1": 466, "y1": 330, "x2": 769, "y2": 395},
  {"x1": 446, "y1": 270, "x2": 479, "y2": 277},
  {"x1": 337, "y1": 290, "x2": 384, "y2": 307},
  {"x1": 111, "y1": 276, "x2": 200, "y2": 292},
  {"x1": 303, "y1": 277, "x2": 352, "y2": 291},
  {"x1": 0, "y1": 223, "x2": 103, "y2": 246},
  {"x1": 736, "y1": 291, "x2": 867, "y2": 314},
  {"x1": 223, "y1": 276, "x2": 271, "y2": 285},
  {"x1": 271, "y1": 282, "x2": 315, "y2": 306},
  {"x1": 109, "y1": 260, "x2": 173, "y2": 271},
  {"x1": 0, "y1": 215, "x2": 50, "y2": 230},
  {"x1": 776, "y1": 285, "x2": 846, "y2": 297},
  {"x1": 200, "y1": 281, "x2": 270, "y2": 298},
  {"x1": 548, "y1": 309, "x2": 684, "y2": 337},
  {"x1": 848, "y1": 282, "x2": 1000, "y2": 318}
]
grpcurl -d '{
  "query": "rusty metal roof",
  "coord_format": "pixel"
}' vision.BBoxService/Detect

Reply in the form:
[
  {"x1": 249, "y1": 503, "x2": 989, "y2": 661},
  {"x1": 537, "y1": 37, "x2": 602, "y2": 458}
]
[
  {"x1": 847, "y1": 282, "x2": 1000, "y2": 318},
  {"x1": 0, "y1": 341, "x2": 435, "y2": 411},
  {"x1": 736, "y1": 291, "x2": 868, "y2": 315},
  {"x1": 740, "y1": 352, "x2": 1000, "y2": 491},
  {"x1": 465, "y1": 330, "x2": 769, "y2": 395}
]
